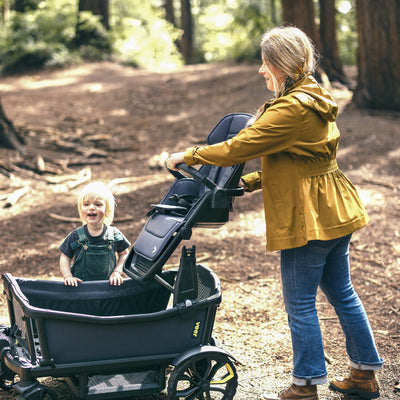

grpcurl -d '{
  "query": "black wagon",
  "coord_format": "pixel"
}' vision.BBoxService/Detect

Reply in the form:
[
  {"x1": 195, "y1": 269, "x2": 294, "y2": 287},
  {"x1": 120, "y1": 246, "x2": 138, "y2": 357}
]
[{"x1": 0, "y1": 112, "x2": 252, "y2": 400}]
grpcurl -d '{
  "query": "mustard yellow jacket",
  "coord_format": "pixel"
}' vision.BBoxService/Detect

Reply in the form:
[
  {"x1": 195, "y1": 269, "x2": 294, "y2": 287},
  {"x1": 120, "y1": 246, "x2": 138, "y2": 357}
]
[{"x1": 184, "y1": 75, "x2": 368, "y2": 251}]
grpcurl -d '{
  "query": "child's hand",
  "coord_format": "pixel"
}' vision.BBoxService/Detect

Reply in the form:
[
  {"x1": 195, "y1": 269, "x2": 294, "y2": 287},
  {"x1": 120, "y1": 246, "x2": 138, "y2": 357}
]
[
  {"x1": 63, "y1": 276, "x2": 82, "y2": 286},
  {"x1": 109, "y1": 271, "x2": 124, "y2": 286}
]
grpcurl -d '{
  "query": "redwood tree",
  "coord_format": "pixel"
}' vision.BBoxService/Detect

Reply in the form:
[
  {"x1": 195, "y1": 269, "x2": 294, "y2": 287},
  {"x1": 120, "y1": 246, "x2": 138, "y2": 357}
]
[
  {"x1": 319, "y1": 0, "x2": 345, "y2": 82},
  {"x1": 354, "y1": 0, "x2": 400, "y2": 109},
  {"x1": 78, "y1": 0, "x2": 109, "y2": 29},
  {"x1": 282, "y1": 0, "x2": 345, "y2": 83},
  {"x1": 180, "y1": 0, "x2": 194, "y2": 64},
  {"x1": 163, "y1": 0, "x2": 176, "y2": 27},
  {"x1": 281, "y1": 0, "x2": 321, "y2": 50}
]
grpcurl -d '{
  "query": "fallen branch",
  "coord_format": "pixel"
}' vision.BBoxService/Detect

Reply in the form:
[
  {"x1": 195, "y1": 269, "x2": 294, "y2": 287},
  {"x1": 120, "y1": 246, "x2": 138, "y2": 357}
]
[
  {"x1": 63, "y1": 157, "x2": 107, "y2": 167},
  {"x1": 362, "y1": 178, "x2": 397, "y2": 190},
  {"x1": 67, "y1": 167, "x2": 92, "y2": 189},
  {"x1": 48, "y1": 213, "x2": 80, "y2": 222},
  {"x1": 3, "y1": 186, "x2": 30, "y2": 208},
  {"x1": 46, "y1": 167, "x2": 92, "y2": 188},
  {"x1": 0, "y1": 160, "x2": 43, "y2": 180}
]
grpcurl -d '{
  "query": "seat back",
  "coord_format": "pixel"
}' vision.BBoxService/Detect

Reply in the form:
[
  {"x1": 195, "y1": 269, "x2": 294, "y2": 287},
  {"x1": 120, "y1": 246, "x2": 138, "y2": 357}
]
[{"x1": 124, "y1": 113, "x2": 253, "y2": 282}]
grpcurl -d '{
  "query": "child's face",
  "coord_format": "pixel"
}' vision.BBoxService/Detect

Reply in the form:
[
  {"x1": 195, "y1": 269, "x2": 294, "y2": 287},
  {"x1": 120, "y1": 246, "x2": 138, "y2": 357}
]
[{"x1": 80, "y1": 197, "x2": 106, "y2": 227}]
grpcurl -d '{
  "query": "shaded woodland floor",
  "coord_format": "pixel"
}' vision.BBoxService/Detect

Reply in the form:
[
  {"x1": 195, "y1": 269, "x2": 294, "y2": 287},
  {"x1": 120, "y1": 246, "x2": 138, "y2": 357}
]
[{"x1": 0, "y1": 62, "x2": 399, "y2": 399}]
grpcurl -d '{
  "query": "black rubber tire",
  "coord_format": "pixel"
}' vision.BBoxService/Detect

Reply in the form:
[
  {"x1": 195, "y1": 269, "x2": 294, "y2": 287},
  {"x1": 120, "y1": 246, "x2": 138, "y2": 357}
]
[
  {"x1": 167, "y1": 351, "x2": 238, "y2": 400},
  {"x1": 0, "y1": 371, "x2": 17, "y2": 391},
  {"x1": 0, "y1": 337, "x2": 16, "y2": 391},
  {"x1": 23, "y1": 386, "x2": 59, "y2": 400}
]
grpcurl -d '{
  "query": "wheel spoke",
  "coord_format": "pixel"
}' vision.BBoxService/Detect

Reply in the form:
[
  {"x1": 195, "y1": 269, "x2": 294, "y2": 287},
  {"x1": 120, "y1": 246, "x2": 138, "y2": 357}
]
[
  {"x1": 207, "y1": 360, "x2": 224, "y2": 381},
  {"x1": 191, "y1": 358, "x2": 211, "y2": 381},
  {"x1": 210, "y1": 362, "x2": 236, "y2": 385},
  {"x1": 168, "y1": 352, "x2": 238, "y2": 400},
  {"x1": 209, "y1": 384, "x2": 228, "y2": 394},
  {"x1": 177, "y1": 387, "x2": 199, "y2": 399},
  {"x1": 174, "y1": 373, "x2": 200, "y2": 399}
]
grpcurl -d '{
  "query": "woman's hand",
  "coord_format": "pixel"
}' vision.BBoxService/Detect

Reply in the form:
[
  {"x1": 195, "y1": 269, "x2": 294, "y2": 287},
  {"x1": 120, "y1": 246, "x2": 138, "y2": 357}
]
[
  {"x1": 239, "y1": 178, "x2": 249, "y2": 191},
  {"x1": 165, "y1": 152, "x2": 186, "y2": 171}
]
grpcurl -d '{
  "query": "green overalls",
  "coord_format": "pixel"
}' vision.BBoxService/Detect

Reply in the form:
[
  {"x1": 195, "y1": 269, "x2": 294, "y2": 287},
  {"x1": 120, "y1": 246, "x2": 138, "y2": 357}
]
[{"x1": 71, "y1": 226, "x2": 117, "y2": 281}]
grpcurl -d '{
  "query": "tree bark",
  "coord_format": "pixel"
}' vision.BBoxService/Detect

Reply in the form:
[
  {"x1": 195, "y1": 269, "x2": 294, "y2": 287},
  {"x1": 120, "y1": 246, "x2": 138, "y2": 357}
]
[
  {"x1": 354, "y1": 0, "x2": 400, "y2": 109},
  {"x1": 319, "y1": 0, "x2": 345, "y2": 82},
  {"x1": 78, "y1": 0, "x2": 109, "y2": 29},
  {"x1": 180, "y1": 0, "x2": 194, "y2": 64},
  {"x1": 281, "y1": 0, "x2": 321, "y2": 50},
  {"x1": 0, "y1": 98, "x2": 25, "y2": 152},
  {"x1": 163, "y1": 0, "x2": 176, "y2": 27}
]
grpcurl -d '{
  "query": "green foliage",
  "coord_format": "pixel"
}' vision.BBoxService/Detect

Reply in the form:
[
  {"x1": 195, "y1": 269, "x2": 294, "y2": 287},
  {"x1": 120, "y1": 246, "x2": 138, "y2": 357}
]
[
  {"x1": 336, "y1": 0, "x2": 357, "y2": 65},
  {"x1": 0, "y1": 0, "x2": 183, "y2": 74},
  {"x1": 0, "y1": 0, "x2": 357, "y2": 74},
  {"x1": 111, "y1": 0, "x2": 183, "y2": 70},
  {"x1": 195, "y1": 0, "x2": 279, "y2": 63},
  {"x1": 74, "y1": 11, "x2": 112, "y2": 60},
  {"x1": 0, "y1": 0, "x2": 79, "y2": 74}
]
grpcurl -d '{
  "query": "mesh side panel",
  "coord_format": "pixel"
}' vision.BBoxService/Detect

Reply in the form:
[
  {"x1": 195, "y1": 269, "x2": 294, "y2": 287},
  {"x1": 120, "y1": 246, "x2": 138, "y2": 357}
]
[
  {"x1": 88, "y1": 370, "x2": 160, "y2": 388},
  {"x1": 196, "y1": 271, "x2": 215, "y2": 301}
]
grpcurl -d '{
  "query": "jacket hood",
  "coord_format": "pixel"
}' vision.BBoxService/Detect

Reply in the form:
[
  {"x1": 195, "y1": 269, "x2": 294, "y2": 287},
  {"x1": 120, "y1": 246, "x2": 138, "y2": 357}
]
[{"x1": 288, "y1": 75, "x2": 338, "y2": 122}]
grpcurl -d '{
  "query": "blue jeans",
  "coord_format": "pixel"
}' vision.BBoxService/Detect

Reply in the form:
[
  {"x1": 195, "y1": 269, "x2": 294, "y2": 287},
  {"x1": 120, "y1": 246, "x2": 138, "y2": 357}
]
[{"x1": 280, "y1": 234, "x2": 383, "y2": 386}]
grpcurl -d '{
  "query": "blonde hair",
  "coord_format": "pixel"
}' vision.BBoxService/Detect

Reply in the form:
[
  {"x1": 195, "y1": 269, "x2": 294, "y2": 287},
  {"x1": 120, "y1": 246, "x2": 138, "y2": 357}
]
[
  {"x1": 77, "y1": 182, "x2": 115, "y2": 225},
  {"x1": 260, "y1": 26, "x2": 318, "y2": 97}
]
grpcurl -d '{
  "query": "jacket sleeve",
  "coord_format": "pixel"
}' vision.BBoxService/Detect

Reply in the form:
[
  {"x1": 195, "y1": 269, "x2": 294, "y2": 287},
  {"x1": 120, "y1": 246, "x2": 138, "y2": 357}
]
[
  {"x1": 241, "y1": 171, "x2": 262, "y2": 192},
  {"x1": 183, "y1": 97, "x2": 301, "y2": 167}
]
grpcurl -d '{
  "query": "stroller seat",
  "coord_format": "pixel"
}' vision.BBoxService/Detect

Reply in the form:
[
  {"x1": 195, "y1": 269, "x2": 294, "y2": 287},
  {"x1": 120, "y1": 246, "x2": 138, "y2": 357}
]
[{"x1": 123, "y1": 113, "x2": 252, "y2": 286}]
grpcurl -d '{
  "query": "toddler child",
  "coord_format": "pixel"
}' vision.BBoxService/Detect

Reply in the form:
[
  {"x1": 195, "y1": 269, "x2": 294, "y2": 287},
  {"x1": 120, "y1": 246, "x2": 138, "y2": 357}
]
[{"x1": 59, "y1": 181, "x2": 131, "y2": 286}]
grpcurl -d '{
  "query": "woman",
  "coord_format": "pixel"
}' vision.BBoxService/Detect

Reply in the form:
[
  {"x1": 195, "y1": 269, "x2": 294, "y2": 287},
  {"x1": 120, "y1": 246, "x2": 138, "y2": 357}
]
[{"x1": 166, "y1": 26, "x2": 383, "y2": 400}]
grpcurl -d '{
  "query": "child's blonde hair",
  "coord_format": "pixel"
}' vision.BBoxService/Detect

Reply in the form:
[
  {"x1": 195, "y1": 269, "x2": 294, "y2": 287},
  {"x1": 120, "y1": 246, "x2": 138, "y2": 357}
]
[
  {"x1": 77, "y1": 182, "x2": 115, "y2": 225},
  {"x1": 260, "y1": 26, "x2": 318, "y2": 97}
]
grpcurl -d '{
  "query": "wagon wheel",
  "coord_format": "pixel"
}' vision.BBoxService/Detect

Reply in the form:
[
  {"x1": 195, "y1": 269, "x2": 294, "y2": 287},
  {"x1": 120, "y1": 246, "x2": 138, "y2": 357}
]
[
  {"x1": 167, "y1": 352, "x2": 238, "y2": 400},
  {"x1": 21, "y1": 385, "x2": 59, "y2": 400},
  {"x1": 0, "y1": 338, "x2": 17, "y2": 391},
  {"x1": 0, "y1": 371, "x2": 17, "y2": 391},
  {"x1": 35, "y1": 387, "x2": 59, "y2": 400}
]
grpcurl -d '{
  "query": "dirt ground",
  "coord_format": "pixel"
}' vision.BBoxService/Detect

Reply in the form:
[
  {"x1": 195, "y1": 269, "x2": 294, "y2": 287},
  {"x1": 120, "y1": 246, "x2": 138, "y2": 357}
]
[{"x1": 0, "y1": 62, "x2": 399, "y2": 400}]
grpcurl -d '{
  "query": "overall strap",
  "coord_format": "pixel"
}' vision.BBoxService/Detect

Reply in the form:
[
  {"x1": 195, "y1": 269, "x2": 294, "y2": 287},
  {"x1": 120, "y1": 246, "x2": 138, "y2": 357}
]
[
  {"x1": 106, "y1": 226, "x2": 115, "y2": 250},
  {"x1": 77, "y1": 226, "x2": 88, "y2": 250}
]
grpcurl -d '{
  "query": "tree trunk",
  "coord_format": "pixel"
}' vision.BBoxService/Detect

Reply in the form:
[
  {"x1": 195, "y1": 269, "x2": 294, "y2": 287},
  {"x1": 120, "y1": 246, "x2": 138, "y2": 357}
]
[
  {"x1": 281, "y1": 0, "x2": 327, "y2": 81},
  {"x1": 354, "y1": 0, "x2": 400, "y2": 109},
  {"x1": 79, "y1": 0, "x2": 109, "y2": 29},
  {"x1": 270, "y1": 0, "x2": 279, "y2": 25},
  {"x1": 319, "y1": 0, "x2": 345, "y2": 82},
  {"x1": 281, "y1": 0, "x2": 321, "y2": 50},
  {"x1": 163, "y1": 0, "x2": 176, "y2": 27},
  {"x1": 180, "y1": 0, "x2": 194, "y2": 64},
  {"x1": 0, "y1": 98, "x2": 25, "y2": 152},
  {"x1": 1, "y1": 0, "x2": 10, "y2": 20}
]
